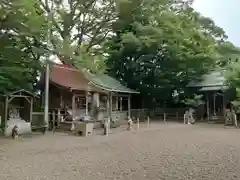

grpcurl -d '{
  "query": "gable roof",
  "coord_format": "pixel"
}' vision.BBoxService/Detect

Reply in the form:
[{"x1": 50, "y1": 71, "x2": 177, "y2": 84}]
[
  {"x1": 49, "y1": 64, "x2": 99, "y2": 91},
  {"x1": 187, "y1": 71, "x2": 228, "y2": 91},
  {"x1": 49, "y1": 64, "x2": 139, "y2": 94},
  {"x1": 84, "y1": 71, "x2": 139, "y2": 94},
  {"x1": 0, "y1": 89, "x2": 38, "y2": 97},
  {"x1": 198, "y1": 86, "x2": 228, "y2": 92}
]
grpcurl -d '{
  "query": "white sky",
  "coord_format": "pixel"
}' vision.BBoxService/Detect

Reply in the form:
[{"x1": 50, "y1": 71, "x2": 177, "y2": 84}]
[{"x1": 193, "y1": 0, "x2": 240, "y2": 46}]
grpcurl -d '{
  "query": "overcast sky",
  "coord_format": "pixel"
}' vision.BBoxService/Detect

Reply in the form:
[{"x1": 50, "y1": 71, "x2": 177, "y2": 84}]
[{"x1": 193, "y1": 0, "x2": 240, "y2": 46}]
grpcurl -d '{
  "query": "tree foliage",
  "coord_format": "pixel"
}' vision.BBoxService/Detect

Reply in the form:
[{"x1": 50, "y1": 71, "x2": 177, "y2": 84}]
[
  {"x1": 1, "y1": 0, "x2": 240, "y2": 106},
  {"x1": 0, "y1": 0, "x2": 48, "y2": 93},
  {"x1": 217, "y1": 42, "x2": 240, "y2": 67},
  {"x1": 38, "y1": 0, "x2": 118, "y2": 72},
  {"x1": 106, "y1": 0, "x2": 229, "y2": 106}
]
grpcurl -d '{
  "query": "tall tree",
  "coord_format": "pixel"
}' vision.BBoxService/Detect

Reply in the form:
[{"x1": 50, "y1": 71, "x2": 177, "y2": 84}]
[
  {"x1": 39, "y1": 0, "x2": 118, "y2": 72},
  {"x1": 216, "y1": 42, "x2": 240, "y2": 67},
  {"x1": 0, "y1": 0, "x2": 48, "y2": 92},
  {"x1": 106, "y1": 0, "x2": 228, "y2": 106}
]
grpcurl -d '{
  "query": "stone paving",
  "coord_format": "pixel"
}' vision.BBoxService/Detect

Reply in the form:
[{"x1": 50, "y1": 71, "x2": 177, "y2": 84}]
[{"x1": 0, "y1": 123, "x2": 240, "y2": 180}]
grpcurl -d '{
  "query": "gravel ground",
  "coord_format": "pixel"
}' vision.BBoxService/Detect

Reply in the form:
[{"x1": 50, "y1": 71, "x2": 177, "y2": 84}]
[{"x1": 1, "y1": 123, "x2": 240, "y2": 180}]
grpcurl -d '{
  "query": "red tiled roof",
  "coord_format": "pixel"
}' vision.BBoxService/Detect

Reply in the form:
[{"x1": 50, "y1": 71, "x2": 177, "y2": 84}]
[{"x1": 50, "y1": 64, "x2": 100, "y2": 91}]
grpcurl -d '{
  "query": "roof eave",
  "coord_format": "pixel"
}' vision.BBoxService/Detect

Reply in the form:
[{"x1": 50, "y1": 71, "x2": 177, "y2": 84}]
[{"x1": 89, "y1": 81, "x2": 140, "y2": 94}]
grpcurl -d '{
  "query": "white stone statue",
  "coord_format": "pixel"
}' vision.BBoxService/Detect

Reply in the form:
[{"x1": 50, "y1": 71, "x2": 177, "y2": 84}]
[
  {"x1": 127, "y1": 116, "x2": 133, "y2": 131},
  {"x1": 189, "y1": 108, "x2": 195, "y2": 124},
  {"x1": 9, "y1": 108, "x2": 20, "y2": 120},
  {"x1": 225, "y1": 109, "x2": 238, "y2": 127},
  {"x1": 184, "y1": 108, "x2": 195, "y2": 124}
]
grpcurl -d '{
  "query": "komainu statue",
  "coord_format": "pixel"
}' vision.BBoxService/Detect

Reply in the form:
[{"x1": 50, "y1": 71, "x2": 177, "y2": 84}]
[
  {"x1": 225, "y1": 109, "x2": 238, "y2": 127},
  {"x1": 184, "y1": 108, "x2": 195, "y2": 124},
  {"x1": 127, "y1": 116, "x2": 133, "y2": 131}
]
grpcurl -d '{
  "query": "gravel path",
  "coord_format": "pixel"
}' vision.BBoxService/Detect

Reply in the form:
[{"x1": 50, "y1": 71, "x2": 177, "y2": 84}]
[{"x1": 1, "y1": 123, "x2": 240, "y2": 180}]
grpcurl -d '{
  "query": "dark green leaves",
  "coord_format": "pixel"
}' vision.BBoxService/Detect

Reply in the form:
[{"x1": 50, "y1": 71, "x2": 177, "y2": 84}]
[
  {"x1": 0, "y1": 0, "x2": 47, "y2": 93},
  {"x1": 107, "y1": 0, "x2": 228, "y2": 105}
]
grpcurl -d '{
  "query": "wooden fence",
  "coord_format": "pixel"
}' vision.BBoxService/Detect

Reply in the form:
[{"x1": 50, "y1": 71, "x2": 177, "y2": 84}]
[
  {"x1": 149, "y1": 108, "x2": 186, "y2": 122},
  {"x1": 31, "y1": 108, "x2": 186, "y2": 130}
]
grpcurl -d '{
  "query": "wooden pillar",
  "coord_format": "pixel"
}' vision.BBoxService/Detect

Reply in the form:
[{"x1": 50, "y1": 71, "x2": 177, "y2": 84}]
[
  {"x1": 107, "y1": 95, "x2": 110, "y2": 113},
  {"x1": 164, "y1": 112, "x2": 166, "y2": 123},
  {"x1": 206, "y1": 94, "x2": 210, "y2": 120},
  {"x1": 30, "y1": 97, "x2": 33, "y2": 124},
  {"x1": 147, "y1": 116, "x2": 150, "y2": 128},
  {"x1": 93, "y1": 92, "x2": 100, "y2": 107},
  {"x1": 52, "y1": 110, "x2": 56, "y2": 132},
  {"x1": 109, "y1": 92, "x2": 113, "y2": 120},
  {"x1": 72, "y1": 93, "x2": 76, "y2": 121},
  {"x1": 60, "y1": 94, "x2": 63, "y2": 109},
  {"x1": 213, "y1": 93, "x2": 216, "y2": 115},
  {"x1": 222, "y1": 95, "x2": 225, "y2": 117},
  {"x1": 4, "y1": 96, "x2": 8, "y2": 134},
  {"x1": 137, "y1": 117, "x2": 139, "y2": 132},
  {"x1": 128, "y1": 95, "x2": 131, "y2": 117},
  {"x1": 85, "y1": 92, "x2": 88, "y2": 116},
  {"x1": 57, "y1": 109, "x2": 61, "y2": 126},
  {"x1": 120, "y1": 97, "x2": 123, "y2": 112},
  {"x1": 116, "y1": 96, "x2": 118, "y2": 110}
]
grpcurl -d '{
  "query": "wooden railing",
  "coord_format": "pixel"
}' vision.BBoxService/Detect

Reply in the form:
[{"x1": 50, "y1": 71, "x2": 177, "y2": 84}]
[{"x1": 31, "y1": 108, "x2": 186, "y2": 130}]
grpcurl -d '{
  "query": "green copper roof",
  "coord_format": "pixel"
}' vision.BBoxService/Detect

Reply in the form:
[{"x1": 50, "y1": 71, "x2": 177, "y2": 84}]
[
  {"x1": 188, "y1": 71, "x2": 226, "y2": 88},
  {"x1": 198, "y1": 86, "x2": 228, "y2": 91},
  {"x1": 84, "y1": 71, "x2": 139, "y2": 94}
]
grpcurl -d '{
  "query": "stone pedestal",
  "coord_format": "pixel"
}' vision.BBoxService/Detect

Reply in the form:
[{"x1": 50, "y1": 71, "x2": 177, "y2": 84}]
[{"x1": 73, "y1": 122, "x2": 93, "y2": 136}]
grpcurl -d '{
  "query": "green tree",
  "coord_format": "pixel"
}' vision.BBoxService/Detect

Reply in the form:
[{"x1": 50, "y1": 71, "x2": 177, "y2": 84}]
[
  {"x1": 0, "y1": 0, "x2": 48, "y2": 93},
  {"x1": 218, "y1": 41, "x2": 240, "y2": 112},
  {"x1": 216, "y1": 42, "x2": 240, "y2": 67},
  {"x1": 224, "y1": 61, "x2": 240, "y2": 113},
  {"x1": 106, "y1": 0, "x2": 228, "y2": 107},
  {"x1": 38, "y1": 0, "x2": 119, "y2": 72}
]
